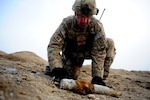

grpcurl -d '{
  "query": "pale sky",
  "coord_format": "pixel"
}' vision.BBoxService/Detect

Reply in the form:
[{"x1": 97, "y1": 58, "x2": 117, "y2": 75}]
[{"x1": 0, "y1": 0, "x2": 150, "y2": 71}]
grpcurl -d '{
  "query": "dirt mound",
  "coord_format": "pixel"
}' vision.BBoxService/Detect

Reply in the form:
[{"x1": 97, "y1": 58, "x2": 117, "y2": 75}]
[
  {"x1": 0, "y1": 51, "x2": 47, "y2": 64},
  {"x1": 0, "y1": 51, "x2": 150, "y2": 100}
]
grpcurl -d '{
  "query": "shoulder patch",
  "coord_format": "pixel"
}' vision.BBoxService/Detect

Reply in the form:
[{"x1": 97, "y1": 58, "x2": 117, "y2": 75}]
[{"x1": 54, "y1": 34, "x2": 62, "y2": 43}]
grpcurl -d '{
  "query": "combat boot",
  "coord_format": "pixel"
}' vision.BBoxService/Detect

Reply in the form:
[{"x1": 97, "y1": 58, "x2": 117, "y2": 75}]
[
  {"x1": 103, "y1": 57, "x2": 113, "y2": 80},
  {"x1": 44, "y1": 66, "x2": 52, "y2": 76}
]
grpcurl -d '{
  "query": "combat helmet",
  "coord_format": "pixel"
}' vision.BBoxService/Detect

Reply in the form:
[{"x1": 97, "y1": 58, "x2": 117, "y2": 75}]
[{"x1": 72, "y1": 0, "x2": 99, "y2": 16}]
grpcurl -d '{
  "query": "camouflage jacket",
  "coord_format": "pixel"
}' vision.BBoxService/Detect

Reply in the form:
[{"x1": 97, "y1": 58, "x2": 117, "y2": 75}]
[{"x1": 47, "y1": 15, "x2": 107, "y2": 71}]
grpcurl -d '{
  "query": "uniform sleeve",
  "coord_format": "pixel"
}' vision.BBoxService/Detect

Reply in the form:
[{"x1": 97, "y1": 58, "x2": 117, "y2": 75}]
[
  {"x1": 47, "y1": 19, "x2": 67, "y2": 71},
  {"x1": 91, "y1": 21, "x2": 107, "y2": 77}
]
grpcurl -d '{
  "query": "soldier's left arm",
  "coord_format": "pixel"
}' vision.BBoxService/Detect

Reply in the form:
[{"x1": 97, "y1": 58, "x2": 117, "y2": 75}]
[{"x1": 91, "y1": 21, "x2": 107, "y2": 77}]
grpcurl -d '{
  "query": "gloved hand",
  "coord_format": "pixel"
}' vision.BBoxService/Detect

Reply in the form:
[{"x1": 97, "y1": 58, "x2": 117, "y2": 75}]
[
  {"x1": 51, "y1": 68, "x2": 69, "y2": 82},
  {"x1": 91, "y1": 76, "x2": 106, "y2": 86}
]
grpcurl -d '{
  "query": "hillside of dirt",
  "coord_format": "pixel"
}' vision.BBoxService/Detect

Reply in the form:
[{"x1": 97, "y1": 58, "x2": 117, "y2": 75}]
[{"x1": 0, "y1": 51, "x2": 150, "y2": 100}]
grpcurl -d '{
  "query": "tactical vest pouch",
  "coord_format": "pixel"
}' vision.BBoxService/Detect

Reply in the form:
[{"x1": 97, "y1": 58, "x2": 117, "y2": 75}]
[
  {"x1": 94, "y1": 33, "x2": 107, "y2": 51},
  {"x1": 84, "y1": 32, "x2": 95, "y2": 59}
]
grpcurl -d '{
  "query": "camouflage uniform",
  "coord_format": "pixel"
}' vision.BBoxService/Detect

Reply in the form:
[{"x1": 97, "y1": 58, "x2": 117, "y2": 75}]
[{"x1": 47, "y1": 0, "x2": 116, "y2": 79}]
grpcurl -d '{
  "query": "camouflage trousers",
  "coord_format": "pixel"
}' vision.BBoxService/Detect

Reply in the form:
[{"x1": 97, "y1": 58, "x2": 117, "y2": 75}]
[
  {"x1": 104, "y1": 38, "x2": 116, "y2": 78},
  {"x1": 63, "y1": 38, "x2": 116, "y2": 79},
  {"x1": 63, "y1": 66, "x2": 81, "y2": 80},
  {"x1": 92, "y1": 38, "x2": 116, "y2": 79}
]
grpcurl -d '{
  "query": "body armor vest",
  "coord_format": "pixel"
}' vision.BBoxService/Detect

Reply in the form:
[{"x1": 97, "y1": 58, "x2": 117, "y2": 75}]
[{"x1": 62, "y1": 16, "x2": 106, "y2": 66}]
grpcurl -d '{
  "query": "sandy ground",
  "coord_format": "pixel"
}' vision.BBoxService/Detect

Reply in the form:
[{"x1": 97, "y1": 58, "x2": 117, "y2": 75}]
[{"x1": 0, "y1": 51, "x2": 150, "y2": 100}]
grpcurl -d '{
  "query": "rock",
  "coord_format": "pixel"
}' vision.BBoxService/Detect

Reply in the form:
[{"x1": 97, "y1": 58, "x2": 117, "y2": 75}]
[{"x1": 88, "y1": 94, "x2": 95, "y2": 99}]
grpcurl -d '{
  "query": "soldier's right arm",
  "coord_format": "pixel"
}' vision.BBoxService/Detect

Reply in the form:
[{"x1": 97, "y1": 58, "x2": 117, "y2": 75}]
[{"x1": 47, "y1": 19, "x2": 67, "y2": 71}]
